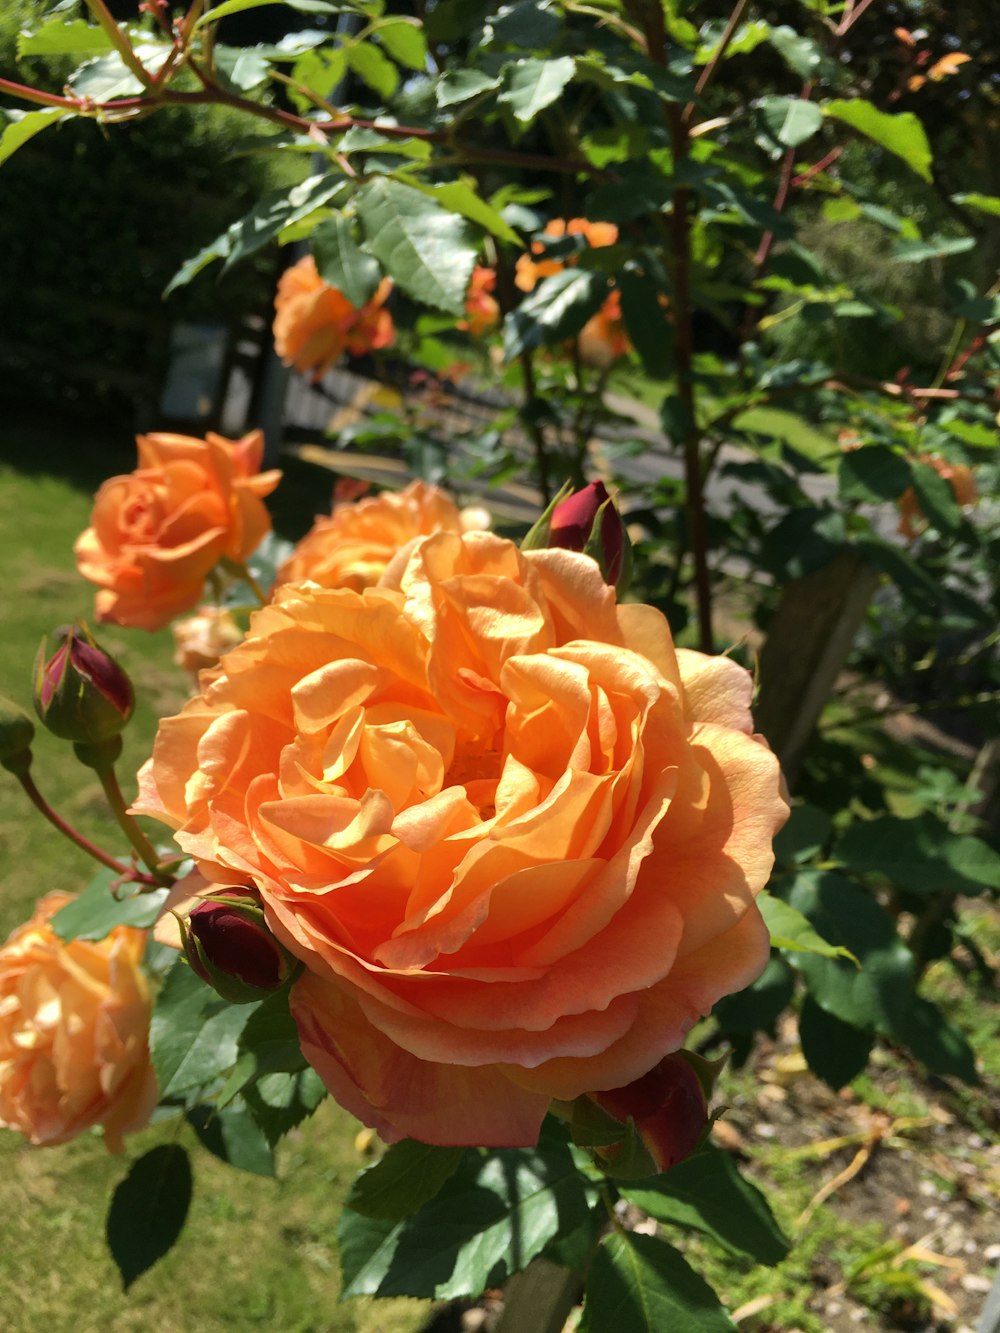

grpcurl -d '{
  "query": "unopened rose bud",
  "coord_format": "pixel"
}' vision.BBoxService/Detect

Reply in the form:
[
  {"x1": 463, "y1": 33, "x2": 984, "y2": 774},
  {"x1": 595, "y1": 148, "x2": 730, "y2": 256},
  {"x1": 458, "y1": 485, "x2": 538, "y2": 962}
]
[
  {"x1": 0, "y1": 696, "x2": 35, "y2": 776},
  {"x1": 549, "y1": 480, "x2": 628, "y2": 584},
  {"x1": 33, "y1": 624, "x2": 134, "y2": 745},
  {"x1": 181, "y1": 889, "x2": 297, "y2": 1004},
  {"x1": 590, "y1": 1052, "x2": 709, "y2": 1176}
]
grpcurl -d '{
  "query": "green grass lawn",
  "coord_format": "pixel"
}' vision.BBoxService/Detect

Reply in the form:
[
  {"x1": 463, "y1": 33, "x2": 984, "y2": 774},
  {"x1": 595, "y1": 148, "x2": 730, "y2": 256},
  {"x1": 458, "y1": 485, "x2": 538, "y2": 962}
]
[{"x1": 0, "y1": 421, "x2": 430, "y2": 1332}]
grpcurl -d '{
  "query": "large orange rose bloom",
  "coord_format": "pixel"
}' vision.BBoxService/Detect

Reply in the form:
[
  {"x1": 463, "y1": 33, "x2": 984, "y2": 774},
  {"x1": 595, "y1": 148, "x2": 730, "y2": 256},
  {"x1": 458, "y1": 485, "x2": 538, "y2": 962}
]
[
  {"x1": 0, "y1": 893, "x2": 157, "y2": 1151},
  {"x1": 75, "y1": 430, "x2": 281, "y2": 632},
  {"x1": 273, "y1": 255, "x2": 395, "y2": 381},
  {"x1": 276, "y1": 479, "x2": 469, "y2": 594},
  {"x1": 135, "y1": 532, "x2": 787, "y2": 1147}
]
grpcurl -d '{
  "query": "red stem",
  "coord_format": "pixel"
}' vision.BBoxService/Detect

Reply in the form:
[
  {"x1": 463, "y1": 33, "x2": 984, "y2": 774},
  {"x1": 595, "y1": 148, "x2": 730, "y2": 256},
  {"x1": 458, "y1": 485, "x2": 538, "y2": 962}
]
[{"x1": 18, "y1": 770, "x2": 157, "y2": 883}]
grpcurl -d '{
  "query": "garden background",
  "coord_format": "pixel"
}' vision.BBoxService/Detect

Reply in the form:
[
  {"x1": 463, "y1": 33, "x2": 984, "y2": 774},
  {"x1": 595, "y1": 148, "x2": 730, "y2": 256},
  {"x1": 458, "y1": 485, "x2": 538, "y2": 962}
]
[{"x1": 0, "y1": 0, "x2": 998, "y2": 1329}]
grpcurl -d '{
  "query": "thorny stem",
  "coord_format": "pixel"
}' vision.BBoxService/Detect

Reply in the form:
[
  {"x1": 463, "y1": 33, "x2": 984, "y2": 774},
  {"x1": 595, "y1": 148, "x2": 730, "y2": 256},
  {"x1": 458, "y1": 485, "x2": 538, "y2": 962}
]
[
  {"x1": 686, "y1": 0, "x2": 748, "y2": 116},
  {"x1": 83, "y1": 0, "x2": 152, "y2": 87},
  {"x1": 17, "y1": 770, "x2": 157, "y2": 883}
]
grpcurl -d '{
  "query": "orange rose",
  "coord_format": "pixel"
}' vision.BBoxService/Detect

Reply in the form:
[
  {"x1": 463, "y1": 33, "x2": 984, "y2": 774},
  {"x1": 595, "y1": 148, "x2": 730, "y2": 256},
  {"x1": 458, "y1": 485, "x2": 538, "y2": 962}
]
[
  {"x1": 275, "y1": 479, "x2": 470, "y2": 593},
  {"x1": 514, "y1": 218, "x2": 619, "y2": 294},
  {"x1": 273, "y1": 256, "x2": 395, "y2": 381},
  {"x1": 172, "y1": 605, "x2": 245, "y2": 681},
  {"x1": 135, "y1": 532, "x2": 787, "y2": 1147},
  {"x1": 898, "y1": 454, "x2": 977, "y2": 539},
  {"x1": 0, "y1": 893, "x2": 156, "y2": 1151},
  {"x1": 75, "y1": 430, "x2": 281, "y2": 632},
  {"x1": 460, "y1": 265, "x2": 500, "y2": 337},
  {"x1": 577, "y1": 290, "x2": 631, "y2": 369}
]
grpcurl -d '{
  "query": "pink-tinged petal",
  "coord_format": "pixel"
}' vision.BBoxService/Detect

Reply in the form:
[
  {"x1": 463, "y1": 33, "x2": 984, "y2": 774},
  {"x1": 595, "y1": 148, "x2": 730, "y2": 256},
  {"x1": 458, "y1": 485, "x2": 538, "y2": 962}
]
[{"x1": 292, "y1": 972, "x2": 549, "y2": 1145}]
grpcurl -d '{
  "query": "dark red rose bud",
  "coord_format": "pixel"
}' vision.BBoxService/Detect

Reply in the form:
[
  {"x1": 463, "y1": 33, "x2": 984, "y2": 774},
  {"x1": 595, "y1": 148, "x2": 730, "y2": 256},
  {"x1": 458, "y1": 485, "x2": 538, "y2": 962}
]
[
  {"x1": 33, "y1": 623, "x2": 134, "y2": 745},
  {"x1": 591, "y1": 1052, "x2": 709, "y2": 1175},
  {"x1": 548, "y1": 480, "x2": 629, "y2": 588},
  {"x1": 182, "y1": 889, "x2": 296, "y2": 1004}
]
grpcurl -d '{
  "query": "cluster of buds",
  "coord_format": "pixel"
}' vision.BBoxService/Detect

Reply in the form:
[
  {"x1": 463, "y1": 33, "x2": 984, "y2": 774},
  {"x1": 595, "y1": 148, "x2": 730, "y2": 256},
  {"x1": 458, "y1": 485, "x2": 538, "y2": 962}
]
[{"x1": 523, "y1": 479, "x2": 631, "y2": 592}]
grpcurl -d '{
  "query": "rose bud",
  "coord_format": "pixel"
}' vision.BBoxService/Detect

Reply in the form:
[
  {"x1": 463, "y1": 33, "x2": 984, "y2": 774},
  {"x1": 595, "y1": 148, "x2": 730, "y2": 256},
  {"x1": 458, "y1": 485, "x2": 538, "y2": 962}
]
[
  {"x1": 181, "y1": 889, "x2": 297, "y2": 1004},
  {"x1": 523, "y1": 480, "x2": 631, "y2": 591},
  {"x1": 590, "y1": 1052, "x2": 709, "y2": 1177},
  {"x1": 0, "y1": 696, "x2": 35, "y2": 776},
  {"x1": 33, "y1": 624, "x2": 134, "y2": 745}
]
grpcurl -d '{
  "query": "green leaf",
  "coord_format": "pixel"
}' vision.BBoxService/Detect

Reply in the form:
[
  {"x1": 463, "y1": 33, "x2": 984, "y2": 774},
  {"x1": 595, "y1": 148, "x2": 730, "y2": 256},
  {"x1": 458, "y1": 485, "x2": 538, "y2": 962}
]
[
  {"x1": 620, "y1": 271, "x2": 673, "y2": 377},
  {"x1": 758, "y1": 96, "x2": 824, "y2": 148},
  {"x1": 356, "y1": 177, "x2": 477, "y2": 314},
  {"x1": 374, "y1": 17, "x2": 427, "y2": 70},
  {"x1": 0, "y1": 107, "x2": 73, "y2": 169},
  {"x1": 891, "y1": 234, "x2": 976, "y2": 264},
  {"x1": 338, "y1": 1142, "x2": 596, "y2": 1299},
  {"x1": 825, "y1": 100, "x2": 933, "y2": 182},
  {"x1": 773, "y1": 803, "x2": 832, "y2": 865},
  {"x1": 953, "y1": 192, "x2": 1000, "y2": 219},
  {"x1": 187, "y1": 1099, "x2": 275, "y2": 1176},
  {"x1": 489, "y1": 0, "x2": 562, "y2": 49},
  {"x1": 798, "y1": 998, "x2": 873, "y2": 1090},
  {"x1": 194, "y1": 0, "x2": 348, "y2": 27},
  {"x1": 499, "y1": 55, "x2": 576, "y2": 124},
  {"x1": 837, "y1": 444, "x2": 911, "y2": 502},
  {"x1": 712, "y1": 957, "x2": 795, "y2": 1038},
  {"x1": 622, "y1": 1147, "x2": 789, "y2": 1266},
  {"x1": 504, "y1": 268, "x2": 608, "y2": 359},
  {"x1": 150, "y1": 960, "x2": 255, "y2": 1100},
  {"x1": 580, "y1": 1232, "x2": 737, "y2": 1332},
  {"x1": 217, "y1": 990, "x2": 310, "y2": 1107},
  {"x1": 347, "y1": 40, "x2": 399, "y2": 100},
  {"x1": 69, "y1": 44, "x2": 171, "y2": 100},
  {"x1": 50, "y1": 868, "x2": 169, "y2": 942},
  {"x1": 243, "y1": 1068, "x2": 327, "y2": 1146},
  {"x1": 886, "y1": 994, "x2": 977, "y2": 1084},
  {"x1": 758, "y1": 889, "x2": 857, "y2": 962},
  {"x1": 224, "y1": 173, "x2": 349, "y2": 275},
  {"x1": 835, "y1": 813, "x2": 1000, "y2": 897},
  {"x1": 312, "y1": 214, "x2": 382, "y2": 307},
  {"x1": 213, "y1": 44, "x2": 271, "y2": 92},
  {"x1": 410, "y1": 179, "x2": 523, "y2": 246},
  {"x1": 18, "y1": 16, "x2": 115, "y2": 57},
  {"x1": 347, "y1": 1141, "x2": 467, "y2": 1221},
  {"x1": 436, "y1": 68, "x2": 501, "y2": 107},
  {"x1": 768, "y1": 25, "x2": 827, "y2": 80},
  {"x1": 106, "y1": 1146, "x2": 192, "y2": 1290},
  {"x1": 909, "y1": 461, "x2": 963, "y2": 532}
]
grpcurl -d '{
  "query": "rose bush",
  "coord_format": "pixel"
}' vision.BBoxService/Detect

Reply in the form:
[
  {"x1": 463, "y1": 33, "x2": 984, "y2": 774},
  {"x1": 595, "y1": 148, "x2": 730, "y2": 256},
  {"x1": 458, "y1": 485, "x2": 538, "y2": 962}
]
[
  {"x1": 275, "y1": 478, "x2": 475, "y2": 593},
  {"x1": 273, "y1": 255, "x2": 394, "y2": 380},
  {"x1": 134, "y1": 530, "x2": 787, "y2": 1146},
  {"x1": 0, "y1": 893, "x2": 156, "y2": 1151},
  {"x1": 74, "y1": 430, "x2": 280, "y2": 631}
]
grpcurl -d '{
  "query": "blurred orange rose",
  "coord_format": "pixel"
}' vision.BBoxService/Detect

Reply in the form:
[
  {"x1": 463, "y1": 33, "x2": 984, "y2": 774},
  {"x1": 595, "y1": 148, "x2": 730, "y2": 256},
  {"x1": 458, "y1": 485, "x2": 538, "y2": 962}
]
[
  {"x1": 275, "y1": 478, "x2": 472, "y2": 593},
  {"x1": 898, "y1": 454, "x2": 977, "y2": 539},
  {"x1": 136, "y1": 531, "x2": 787, "y2": 1147},
  {"x1": 514, "y1": 218, "x2": 630, "y2": 366},
  {"x1": 75, "y1": 430, "x2": 280, "y2": 632},
  {"x1": 514, "y1": 218, "x2": 619, "y2": 294},
  {"x1": 172, "y1": 606, "x2": 244, "y2": 681},
  {"x1": 0, "y1": 893, "x2": 156, "y2": 1151},
  {"x1": 273, "y1": 255, "x2": 395, "y2": 381},
  {"x1": 460, "y1": 265, "x2": 500, "y2": 337}
]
